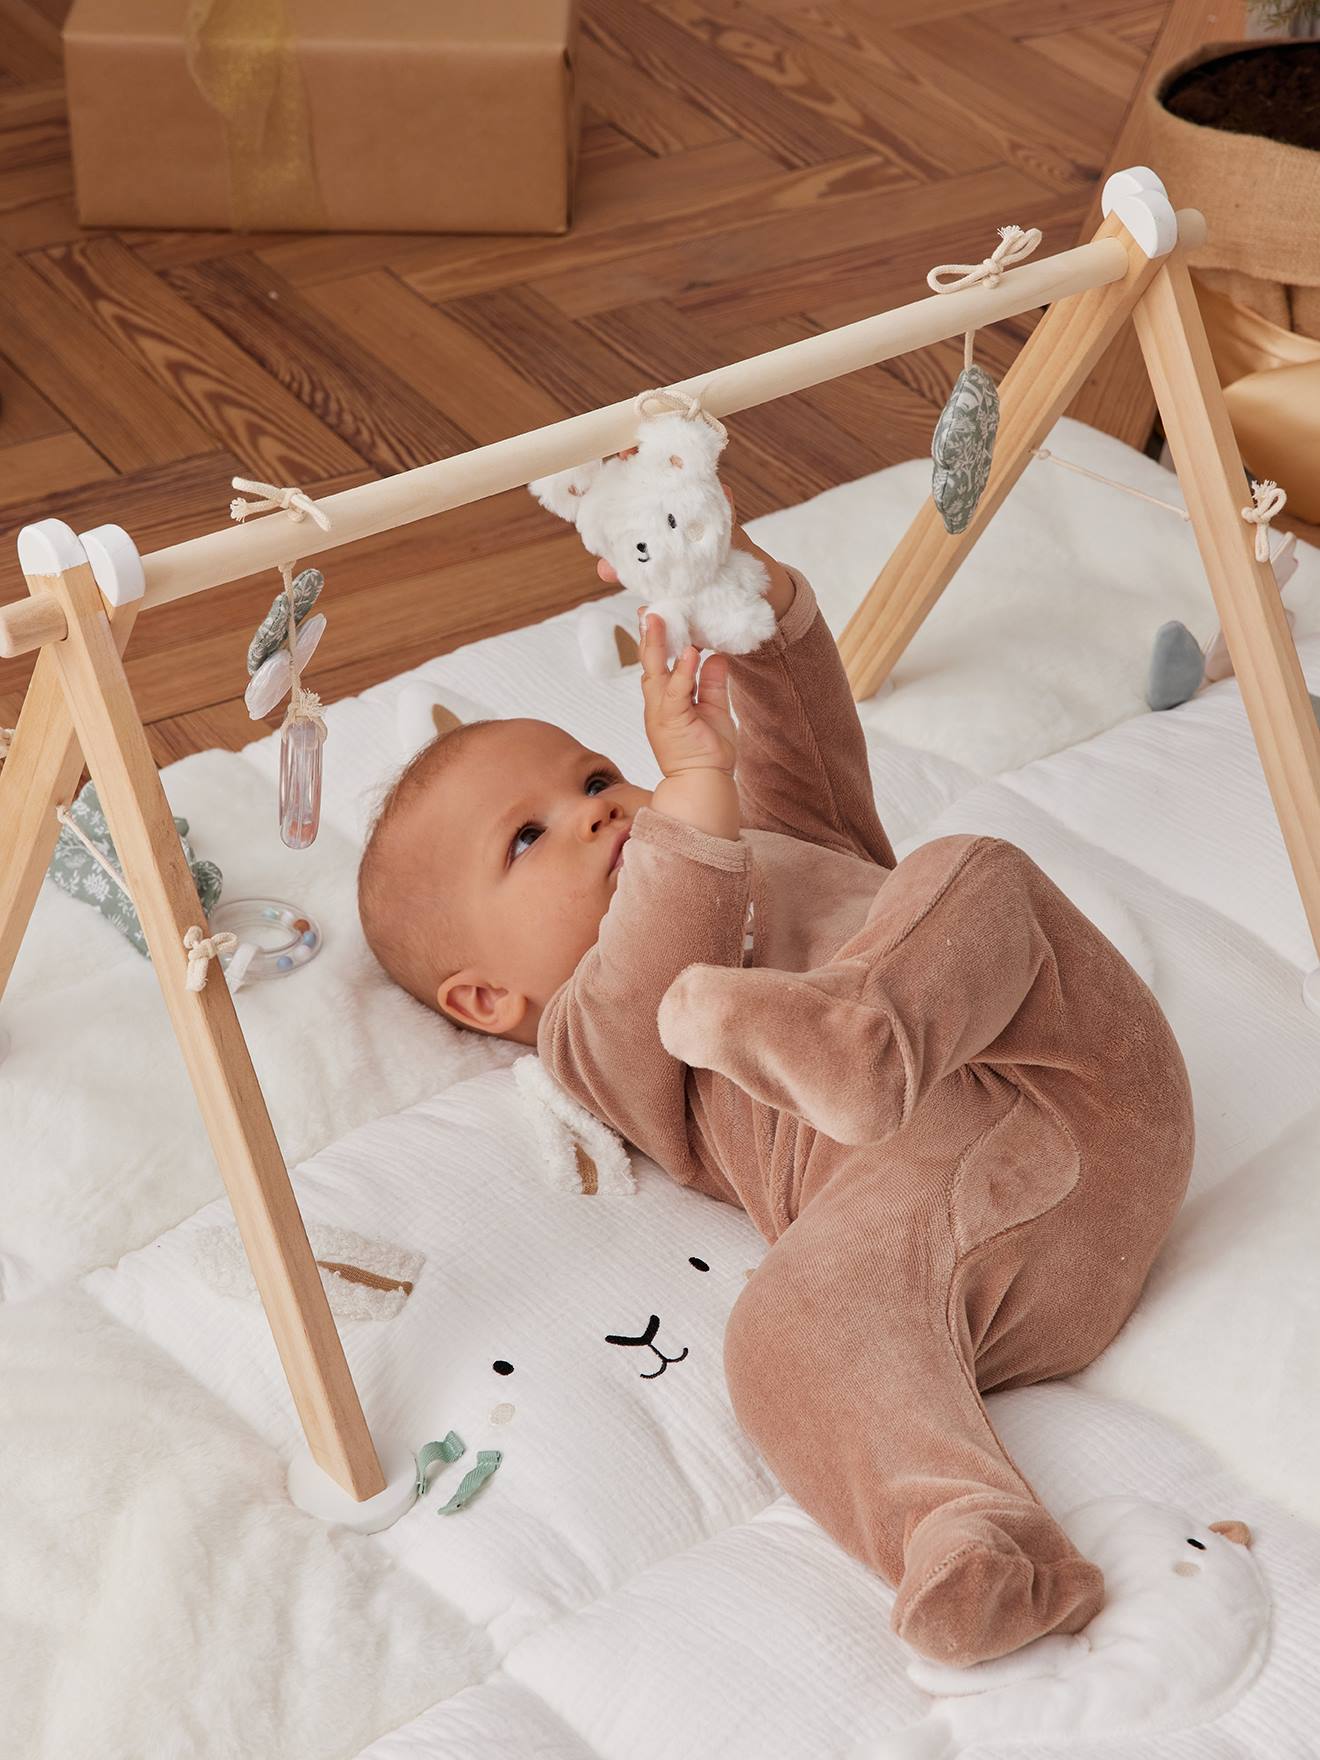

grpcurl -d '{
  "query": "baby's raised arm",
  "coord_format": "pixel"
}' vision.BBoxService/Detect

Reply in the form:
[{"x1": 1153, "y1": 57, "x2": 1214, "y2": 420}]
[
  {"x1": 535, "y1": 619, "x2": 753, "y2": 1188},
  {"x1": 727, "y1": 524, "x2": 896, "y2": 869}
]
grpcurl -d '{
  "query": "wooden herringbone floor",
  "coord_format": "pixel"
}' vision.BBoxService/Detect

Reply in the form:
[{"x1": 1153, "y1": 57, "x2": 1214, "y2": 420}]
[{"x1": 1, "y1": 0, "x2": 1172, "y2": 763}]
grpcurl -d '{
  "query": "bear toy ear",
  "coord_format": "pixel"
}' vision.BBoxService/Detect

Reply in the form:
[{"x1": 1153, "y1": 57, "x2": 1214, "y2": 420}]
[
  {"x1": 528, "y1": 459, "x2": 603, "y2": 526},
  {"x1": 633, "y1": 408, "x2": 726, "y2": 479}
]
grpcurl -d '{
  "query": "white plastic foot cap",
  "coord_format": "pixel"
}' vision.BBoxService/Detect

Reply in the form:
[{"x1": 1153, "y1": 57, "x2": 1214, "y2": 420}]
[{"x1": 287, "y1": 1438, "x2": 420, "y2": 1533}]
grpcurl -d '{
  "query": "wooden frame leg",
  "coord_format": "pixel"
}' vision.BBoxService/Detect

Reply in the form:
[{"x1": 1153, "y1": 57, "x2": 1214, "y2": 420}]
[
  {"x1": 1134, "y1": 257, "x2": 1320, "y2": 962},
  {"x1": 26, "y1": 554, "x2": 385, "y2": 1501},
  {"x1": 0, "y1": 598, "x2": 138, "y2": 1001},
  {"x1": 838, "y1": 212, "x2": 1168, "y2": 701}
]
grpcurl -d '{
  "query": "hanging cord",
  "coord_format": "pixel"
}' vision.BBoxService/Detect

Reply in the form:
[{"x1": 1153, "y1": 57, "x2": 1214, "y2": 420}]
[
  {"x1": 229, "y1": 479, "x2": 332, "y2": 742},
  {"x1": 927, "y1": 225, "x2": 1043, "y2": 370},
  {"x1": 1030, "y1": 452, "x2": 1290, "y2": 569},
  {"x1": 53, "y1": 804, "x2": 235, "y2": 990},
  {"x1": 54, "y1": 803, "x2": 135, "y2": 902},
  {"x1": 635, "y1": 386, "x2": 728, "y2": 442},
  {"x1": 1242, "y1": 479, "x2": 1287, "y2": 562},
  {"x1": 1031, "y1": 447, "x2": 1192, "y2": 521}
]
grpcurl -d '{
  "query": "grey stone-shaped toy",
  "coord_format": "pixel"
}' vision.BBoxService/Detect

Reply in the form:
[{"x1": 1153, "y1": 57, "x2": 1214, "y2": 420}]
[
  {"x1": 1147, "y1": 618, "x2": 1320, "y2": 730},
  {"x1": 246, "y1": 568, "x2": 324, "y2": 676},
  {"x1": 1146, "y1": 621, "x2": 1208, "y2": 711},
  {"x1": 931, "y1": 364, "x2": 1000, "y2": 535},
  {"x1": 47, "y1": 779, "x2": 222, "y2": 959}
]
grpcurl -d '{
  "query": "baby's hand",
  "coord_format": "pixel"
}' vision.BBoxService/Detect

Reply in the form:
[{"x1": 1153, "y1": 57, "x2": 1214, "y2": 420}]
[{"x1": 639, "y1": 611, "x2": 737, "y2": 779}]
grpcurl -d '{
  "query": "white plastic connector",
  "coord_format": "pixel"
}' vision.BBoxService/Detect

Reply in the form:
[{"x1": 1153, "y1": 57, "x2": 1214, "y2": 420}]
[
  {"x1": 16, "y1": 518, "x2": 87, "y2": 577},
  {"x1": 79, "y1": 524, "x2": 145, "y2": 606},
  {"x1": 286, "y1": 1438, "x2": 420, "y2": 1534},
  {"x1": 1101, "y1": 166, "x2": 1178, "y2": 259}
]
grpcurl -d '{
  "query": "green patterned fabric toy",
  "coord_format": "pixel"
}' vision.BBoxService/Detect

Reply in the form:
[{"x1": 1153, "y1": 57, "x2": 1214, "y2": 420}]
[
  {"x1": 926, "y1": 224, "x2": 1042, "y2": 536},
  {"x1": 931, "y1": 364, "x2": 1000, "y2": 536},
  {"x1": 47, "y1": 780, "x2": 222, "y2": 959}
]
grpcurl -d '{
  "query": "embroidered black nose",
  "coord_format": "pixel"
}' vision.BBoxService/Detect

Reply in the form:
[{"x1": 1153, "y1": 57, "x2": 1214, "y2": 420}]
[{"x1": 636, "y1": 541, "x2": 649, "y2": 556}]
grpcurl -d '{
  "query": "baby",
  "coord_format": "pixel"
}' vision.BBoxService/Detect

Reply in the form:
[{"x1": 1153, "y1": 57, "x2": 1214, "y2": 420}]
[{"x1": 358, "y1": 508, "x2": 1195, "y2": 1670}]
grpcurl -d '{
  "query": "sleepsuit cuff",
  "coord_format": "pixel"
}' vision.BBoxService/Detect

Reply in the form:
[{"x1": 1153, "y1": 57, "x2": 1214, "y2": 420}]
[{"x1": 728, "y1": 566, "x2": 896, "y2": 869}]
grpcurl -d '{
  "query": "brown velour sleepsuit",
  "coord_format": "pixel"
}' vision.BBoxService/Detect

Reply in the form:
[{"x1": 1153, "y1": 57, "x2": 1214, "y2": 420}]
[{"x1": 536, "y1": 566, "x2": 1196, "y2": 1668}]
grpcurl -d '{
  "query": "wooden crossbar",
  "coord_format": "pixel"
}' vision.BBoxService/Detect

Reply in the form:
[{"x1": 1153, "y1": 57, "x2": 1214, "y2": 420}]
[{"x1": 2, "y1": 176, "x2": 1316, "y2": 1509}]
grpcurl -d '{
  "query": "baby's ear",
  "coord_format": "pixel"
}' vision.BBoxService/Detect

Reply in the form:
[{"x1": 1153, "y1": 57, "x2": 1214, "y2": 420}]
[
  {"x1": 528, "y1": 460, "x2": 603, "y2": 525},
  {"x1": 633, "y1": 410, "x2": 726, "y2": 478}
]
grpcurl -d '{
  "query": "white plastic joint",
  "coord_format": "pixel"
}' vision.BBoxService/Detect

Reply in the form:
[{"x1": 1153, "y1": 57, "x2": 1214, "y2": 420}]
[{"x1": 1100, "y1": 165, "x2": 1178, "y2": 260}]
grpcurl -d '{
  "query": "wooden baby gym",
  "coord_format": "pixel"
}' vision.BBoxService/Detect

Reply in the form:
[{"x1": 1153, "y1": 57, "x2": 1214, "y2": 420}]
[{"x1": 2, "y1": 164, "x2": 1317, "y2": 1529}]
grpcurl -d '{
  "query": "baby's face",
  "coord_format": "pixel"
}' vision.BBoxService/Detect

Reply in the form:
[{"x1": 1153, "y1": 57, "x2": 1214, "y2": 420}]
[{"x1": 424, "y1": 719, "x2": 651, "y2": 1044}]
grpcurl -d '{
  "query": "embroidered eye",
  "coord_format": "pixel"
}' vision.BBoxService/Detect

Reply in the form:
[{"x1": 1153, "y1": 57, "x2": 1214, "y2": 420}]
[
  {"x1": 689, "y1": 1256, "x2": 709, "y2": 1271},
  {"x1": 667, "y1": 513, "x2": 677, "y2": 529},
  {"x1": 492, "y1": 1360, "x2": 514, "y2": 1376},
  {"x1": 1186, "y1": 1537, "x2": 1206, "y2": 1550}
]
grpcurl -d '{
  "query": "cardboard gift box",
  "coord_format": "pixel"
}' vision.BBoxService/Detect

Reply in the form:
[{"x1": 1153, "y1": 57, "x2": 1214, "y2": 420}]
[{"x1": 63, "y1": 0, "x2": 581, "y2": 234}]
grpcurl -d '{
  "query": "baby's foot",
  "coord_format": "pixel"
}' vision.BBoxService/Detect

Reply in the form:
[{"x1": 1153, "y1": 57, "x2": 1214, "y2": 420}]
[
  {"x1": 656, "y1": 961, "x2": 909, "y2": 1145},
  {"x1": 892, "y1": 1498, "x2": 1105, "y2": 1669}
]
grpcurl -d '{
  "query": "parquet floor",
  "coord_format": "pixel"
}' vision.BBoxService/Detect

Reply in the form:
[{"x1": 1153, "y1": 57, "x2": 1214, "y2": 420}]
[{"x1": 0, "y1": 0, "x2": 1167, "y2": 763}]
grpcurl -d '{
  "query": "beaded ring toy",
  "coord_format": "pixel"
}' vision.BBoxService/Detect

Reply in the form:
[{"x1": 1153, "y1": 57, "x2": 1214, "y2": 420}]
[{"x1": 210, "y1": 898, "x2": 322, "y2": 988}]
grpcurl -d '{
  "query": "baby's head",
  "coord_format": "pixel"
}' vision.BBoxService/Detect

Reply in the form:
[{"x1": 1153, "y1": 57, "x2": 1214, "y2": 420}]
[{"x1": 358, "y1": 717, "x2": 651, "y2": 1046}]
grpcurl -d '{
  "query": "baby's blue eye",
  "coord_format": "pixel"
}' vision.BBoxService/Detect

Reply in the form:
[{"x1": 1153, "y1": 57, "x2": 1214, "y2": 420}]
[{"x1": 509, "y1": 772, "x2": 617, "y2": 861}]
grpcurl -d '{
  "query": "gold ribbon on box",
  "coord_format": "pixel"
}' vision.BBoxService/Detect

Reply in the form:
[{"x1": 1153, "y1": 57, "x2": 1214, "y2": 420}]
[{"x1": 184, "y1": 0, "x2": 328, "y2": 231}]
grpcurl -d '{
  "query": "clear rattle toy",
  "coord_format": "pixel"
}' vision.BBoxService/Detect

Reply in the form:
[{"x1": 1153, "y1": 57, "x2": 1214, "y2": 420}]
[{"x1": 231, "y1": 478, "x2": 332, "y2": 850}]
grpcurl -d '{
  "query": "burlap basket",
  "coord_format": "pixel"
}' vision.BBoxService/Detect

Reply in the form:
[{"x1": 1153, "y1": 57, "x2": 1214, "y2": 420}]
[{"x1": 1147, "y1": 40, "x2": 1320, "y2": 341}]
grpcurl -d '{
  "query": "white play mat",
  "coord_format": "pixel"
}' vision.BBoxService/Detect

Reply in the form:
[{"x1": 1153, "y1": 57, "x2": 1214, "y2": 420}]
[{"x1": 3, "y1": 417, "x2": 1319, "y2": 1759}]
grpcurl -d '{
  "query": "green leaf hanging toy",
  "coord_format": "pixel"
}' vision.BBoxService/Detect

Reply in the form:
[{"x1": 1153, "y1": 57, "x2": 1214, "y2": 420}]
[{"x1": 926, "y1": 225, "x2": 1042, "y2": 536}]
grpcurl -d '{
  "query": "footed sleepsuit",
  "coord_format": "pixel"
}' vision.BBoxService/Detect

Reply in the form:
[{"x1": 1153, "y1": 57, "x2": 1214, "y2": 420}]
[{"x1": 536, "y1": 567, "x2": 1195, "y2": 1668}]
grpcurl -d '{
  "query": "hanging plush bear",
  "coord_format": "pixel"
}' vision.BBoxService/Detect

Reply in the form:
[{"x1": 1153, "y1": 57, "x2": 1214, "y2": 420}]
[{"x1": 528, "y1": 389, "x2": 775, "y2": 664}]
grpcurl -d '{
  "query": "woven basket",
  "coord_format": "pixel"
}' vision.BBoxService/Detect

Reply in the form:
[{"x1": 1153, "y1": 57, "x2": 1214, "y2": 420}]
[{"x1": 1147, "y1": 40, "x2": 1320, "y2": 340}]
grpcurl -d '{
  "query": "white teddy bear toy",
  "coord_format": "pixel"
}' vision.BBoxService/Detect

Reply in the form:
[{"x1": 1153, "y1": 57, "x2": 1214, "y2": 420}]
[{"x1": 528, "y1": 388, "x2": 777, "y2": 664}]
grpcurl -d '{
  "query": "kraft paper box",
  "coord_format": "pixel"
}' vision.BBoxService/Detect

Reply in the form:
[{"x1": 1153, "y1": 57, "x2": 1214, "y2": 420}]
[{"x1": 63, "y1": 0, "x2": 580, "y2": 234}]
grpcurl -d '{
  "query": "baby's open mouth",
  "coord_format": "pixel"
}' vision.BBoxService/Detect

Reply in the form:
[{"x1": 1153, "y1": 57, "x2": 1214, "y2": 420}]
[{"x1": 609, "y1": 827, "x2": 631, "y2": 873}]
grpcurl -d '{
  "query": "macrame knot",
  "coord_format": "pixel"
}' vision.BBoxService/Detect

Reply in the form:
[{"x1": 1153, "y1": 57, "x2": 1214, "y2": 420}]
[
  {"x1": 229, "y1": 477, "x2": 333, "y2": 532},
  {"x1": 183, "y1": 925, "x2": 238, "y2": 992},
  {"x1": 1241, "y1": 479, "x2": 1286, "y2": 563},
  {"x1": 283, "y1": 683, "x2": 328, "y2": 739},
  {"x1": 927, "y1": 225, "x2": 1043, "y2": 294},
  {"x1": 634, "y1": 387, "x2": 728, "y2": 443}
]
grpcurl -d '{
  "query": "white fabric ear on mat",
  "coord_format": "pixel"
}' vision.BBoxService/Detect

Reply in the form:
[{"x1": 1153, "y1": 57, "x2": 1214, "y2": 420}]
[
  {"x1": 576, "y1": 596, "x2": 646, "y2": 680},
  {"x1": 191, "y1": 1223, "x2": 425, "y2": 1321},
  {"x1": 395, "y1": 681, "x2": 497, "y2": 761},
  {"x1": 868, "y1": 1495, "x2": 1270, "y2": 1757},
  {"x1": 512, "y1": 1053, "x2": 636, "y2": 1195}
]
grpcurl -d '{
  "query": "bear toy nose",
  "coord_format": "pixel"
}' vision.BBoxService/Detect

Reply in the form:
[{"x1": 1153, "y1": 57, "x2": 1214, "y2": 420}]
[
  {"x1": 636, "y1": 541, "x2": 648, "y2": 555},
  {"x1": 1210, "y1": 1520, "x2": 1252, "y2": 1547}
]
